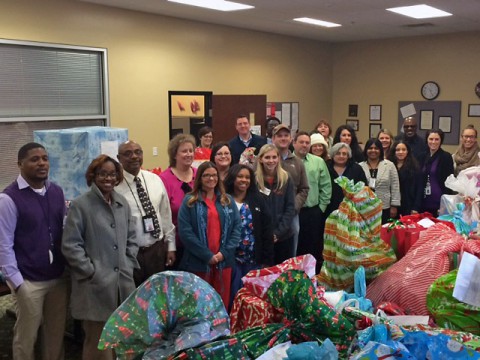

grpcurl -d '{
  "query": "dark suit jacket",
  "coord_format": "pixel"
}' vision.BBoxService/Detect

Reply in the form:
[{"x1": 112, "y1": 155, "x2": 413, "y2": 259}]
[{"x1": 229, "y1": 133, "x2": 267, "y2": 164}]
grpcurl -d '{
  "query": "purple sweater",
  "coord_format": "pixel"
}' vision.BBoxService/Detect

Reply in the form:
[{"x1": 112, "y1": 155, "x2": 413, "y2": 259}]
[{"x1": 3, "y1": 180, "x2": 66, "y2": 283}]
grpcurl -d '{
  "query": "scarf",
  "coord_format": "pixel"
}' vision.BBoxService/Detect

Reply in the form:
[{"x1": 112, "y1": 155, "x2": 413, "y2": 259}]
[{"x1": 453, "y1": 142, "x2": 480, "y2": 176}]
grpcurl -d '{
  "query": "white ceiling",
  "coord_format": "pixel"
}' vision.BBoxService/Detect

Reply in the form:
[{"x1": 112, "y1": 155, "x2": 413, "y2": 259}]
[{"x1": 79, "y1": 0, "x2": 480, "y2": 43}]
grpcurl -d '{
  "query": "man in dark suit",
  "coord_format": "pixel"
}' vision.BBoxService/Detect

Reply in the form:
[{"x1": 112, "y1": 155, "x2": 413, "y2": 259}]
[
  {"x1": 395, "y1": 116, "x2": 429, "y2": 166},
  {"x1": 229, "y1": 114, "x2": 267, "y2": 164}
]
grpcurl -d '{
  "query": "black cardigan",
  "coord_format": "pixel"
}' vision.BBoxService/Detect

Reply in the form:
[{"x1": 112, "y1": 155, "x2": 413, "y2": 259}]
[
  {"x1": 243, "y1": 191, "x2": 274, "y2": 266},
  {"x1": 325, "y1": 159, "x2": 368, "y2": 217}
]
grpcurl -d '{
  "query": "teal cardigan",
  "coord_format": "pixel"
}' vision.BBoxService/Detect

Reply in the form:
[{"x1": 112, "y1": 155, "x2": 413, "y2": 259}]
[{"x1": 178, "y1": 192, "x2": 241, "y2": 272}]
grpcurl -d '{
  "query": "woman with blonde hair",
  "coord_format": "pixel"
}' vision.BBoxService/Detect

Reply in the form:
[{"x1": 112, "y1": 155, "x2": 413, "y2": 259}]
[
  {"x1": 377, "y1": 128, "x2": 394, "y2": 159},
  {"x1": 178, "y1": 161, "x2": 241, "y2": 308},
  {"x1": 160, "y1": 133, "x2": 197, "y2": 267},
  {"x1": 255, "y1": 144, "x2": 295, "y2": 264},
  {"x1": 453, "y1": 124, "x2": 480, "y2": 176}
]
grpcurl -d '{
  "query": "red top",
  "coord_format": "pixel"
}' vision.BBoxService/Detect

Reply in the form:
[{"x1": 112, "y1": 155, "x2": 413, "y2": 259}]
[
  {"x1": 204, "y1": 196, "x2": 221, "y2": 254},
  {"x1": 194, "y1": 147, "x2": 212, "y2": 160}
]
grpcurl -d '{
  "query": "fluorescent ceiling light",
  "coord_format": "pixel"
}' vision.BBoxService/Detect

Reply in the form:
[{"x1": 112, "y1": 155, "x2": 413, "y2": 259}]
[
  {"x1": 168, "y1": 0, "x2": 254, "y2": 11},
  {"x1": 294, "y1": 17, "x2": 341, "y2": 28},
  {"x1": 386, "y1": 4, "x2": 452, "y2": 19}
]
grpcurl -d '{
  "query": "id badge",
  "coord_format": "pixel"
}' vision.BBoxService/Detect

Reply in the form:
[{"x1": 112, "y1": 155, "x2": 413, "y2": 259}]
[
  {"x1": 368, "y1": 178, "x2": 376, "y2": 190},
  {"x1": 142, "y1": 215, "x2": 155, "y2": 233},
  {"x1": 425, "y1": 183, "x2": 432, "y2": 196},
  {"x1": 260, "y1": 187, "x2": 271, "y2": 196}
]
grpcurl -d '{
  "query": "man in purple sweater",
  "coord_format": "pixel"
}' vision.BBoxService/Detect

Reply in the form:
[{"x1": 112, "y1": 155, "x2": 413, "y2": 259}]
[{"x1": 0, "y1": 142, "x2": 68, "y2": 360}]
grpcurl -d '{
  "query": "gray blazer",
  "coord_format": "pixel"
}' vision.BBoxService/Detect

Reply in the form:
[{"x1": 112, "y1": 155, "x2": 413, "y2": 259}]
[
  {"x1": 62, "y1": 184, "x2": 139, "y2": 321},
  {"x1": 360, "y1": 159, "x2": 401, "y2": 210}
]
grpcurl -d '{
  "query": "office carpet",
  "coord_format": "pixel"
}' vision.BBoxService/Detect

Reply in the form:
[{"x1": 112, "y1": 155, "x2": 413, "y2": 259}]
[{"x1": 0, "y1": 294, "x2": 82, "y2": 360}]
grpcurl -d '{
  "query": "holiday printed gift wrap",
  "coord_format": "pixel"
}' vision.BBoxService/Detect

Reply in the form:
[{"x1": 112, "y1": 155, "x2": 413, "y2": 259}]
[
  {"x1": 318, "y1": 177, "x2": 396, "y2": 291},
  {"x1": 427, "y1": 269, "x2": 480, "y2": 335},
  {"x1": 229, "y1": 287, "x2": 279, "y2": 334},
  {"x1": 162, "y1": 337, "x2": 249, "y2": 360},
  {"x1": 34, "y1": 126, "x2": 128, "y2": 200},
  {"x1": 98, "y1": 271, "x2": 230, "y2": 360}
]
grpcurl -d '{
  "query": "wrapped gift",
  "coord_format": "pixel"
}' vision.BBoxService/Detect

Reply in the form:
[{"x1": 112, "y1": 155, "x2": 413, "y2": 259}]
[
  {"x1": 34, "y1": 126, "x2": 128, "y2": 200},
  {"x1": 229, "y1": 287, "x2": 279, "y2": 334},
  {"x1": 98, "y1": 271, "x2": 230, "y2": 360},
  {"x1": 318, "y1": 178, "x2": 396, "y2": 291},
  {"x1": 367, "y1": 224, "x2": 480, "y2": 315},
  {"x1": 438, "y1": 203, "x2": 474, "y2": 235},
  {"x1": 381, "y1": 220, "x2": 425, "y2": 259},
  {"x1": 427, "y1": 269, "x2": 480, "y2": 335},
  {"x1": 163, "y1": 338, "x2": 249, "y2": 360},
  {"x1": 241, "y1": 254, "x2": 316, "y2": 299}
]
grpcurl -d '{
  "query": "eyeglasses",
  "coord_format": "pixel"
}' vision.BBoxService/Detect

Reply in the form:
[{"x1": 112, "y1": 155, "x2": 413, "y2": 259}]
[
  {"x1": 403, "y1": 125, "x2": 417, "y2": 129},
  {"x1": 119, "y1": 149, "x2": 143, "y2": 158},
  {"x1": 202, "y1": 174, "x2": 218, "y2": 179},
  {"x1": 463, "y1": 135, "x2": 476, "y2": 139},
  {"x1": 215, "y1": 152, "x2": 231, "y2": 157},
  {"x1": 96, "y1": 172, "x2": 117, "y2": 179}
]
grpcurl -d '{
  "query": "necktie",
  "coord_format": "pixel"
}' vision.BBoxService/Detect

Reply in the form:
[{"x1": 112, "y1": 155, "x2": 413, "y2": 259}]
[{"x1": 134, "y1": 177, "x2": 161, "y2": 239}]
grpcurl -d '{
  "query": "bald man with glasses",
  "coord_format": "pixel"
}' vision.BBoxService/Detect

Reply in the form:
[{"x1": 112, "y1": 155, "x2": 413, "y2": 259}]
[{"x1": 395, "y1": 116, "x2": 429, "y2": 166}]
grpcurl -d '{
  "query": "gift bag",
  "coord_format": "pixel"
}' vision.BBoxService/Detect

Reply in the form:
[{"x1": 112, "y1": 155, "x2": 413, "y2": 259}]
[
  {"x1": 381, "y1": 220, "x2": 424, "y2": 259},
  {"x1": 367, "y1": 224, "x2": 480, "y2": 315},
  {"x1": 427, "y1": 269, "x2": 480, "y2": 335},
  {"x1": 438, "y1": 203, "x2": 474, "y2": 235},
  {"x1": 317, "y1": 177, "x2": 396, "y2": 291}
]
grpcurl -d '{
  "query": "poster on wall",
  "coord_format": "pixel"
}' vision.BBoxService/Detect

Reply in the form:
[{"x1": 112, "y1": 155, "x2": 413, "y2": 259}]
[
  {"x1": 171, "y1": 95, "x2": 205, "y2": 117},
  {"x1": 267, "y1": 101, "x2": 299, "y2": 133}
]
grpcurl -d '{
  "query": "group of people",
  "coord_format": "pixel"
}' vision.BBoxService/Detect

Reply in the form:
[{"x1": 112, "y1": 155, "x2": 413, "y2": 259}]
[{"x1": 1, "y1": 113, "x2": 479, "y2": 359}]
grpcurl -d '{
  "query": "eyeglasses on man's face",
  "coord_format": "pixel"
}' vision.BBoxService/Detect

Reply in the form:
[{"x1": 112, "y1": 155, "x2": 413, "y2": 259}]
[{"x1": 119, "y1": 149, "x2": 143, "y2": 158}]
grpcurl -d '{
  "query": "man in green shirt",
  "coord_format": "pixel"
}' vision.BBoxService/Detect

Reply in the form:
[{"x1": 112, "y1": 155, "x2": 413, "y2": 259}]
[{"x1": 293, "y1": 131, "x2": 332, "y2": 271}]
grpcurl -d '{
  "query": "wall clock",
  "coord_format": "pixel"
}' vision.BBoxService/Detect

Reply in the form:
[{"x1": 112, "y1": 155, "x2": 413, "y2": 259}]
[{"x1": 421, "y1": 81, "x2": 440, "y2": 100}]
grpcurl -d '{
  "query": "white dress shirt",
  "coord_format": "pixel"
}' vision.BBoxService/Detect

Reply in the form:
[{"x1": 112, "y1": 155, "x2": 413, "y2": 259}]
[{"x1": 116, "y1": 169, "x2": 176, "y2": 250}]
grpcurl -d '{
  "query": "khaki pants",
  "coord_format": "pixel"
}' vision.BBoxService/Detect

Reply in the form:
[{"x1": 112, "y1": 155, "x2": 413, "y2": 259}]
[{"x1": 12, "y1": 276, "x2": 68, "y2": 360}]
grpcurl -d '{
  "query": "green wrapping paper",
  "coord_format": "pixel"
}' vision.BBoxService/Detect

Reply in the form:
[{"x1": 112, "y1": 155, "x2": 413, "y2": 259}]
[
  {"x1": 427, "y1": 269, "x2": 480, "y2": 335},
  {"x1": 164, "y1": 337, "x2": 249, "y2": 360},
  {"x1": 318, "y1": 177, "x2": 396, "y2": 291},
  {"x1": 98, "y1": 271, "x2": 230, "y2": 359},
  {"x1": 262, "y1": 270, "x2": 355, "y2": 358}
]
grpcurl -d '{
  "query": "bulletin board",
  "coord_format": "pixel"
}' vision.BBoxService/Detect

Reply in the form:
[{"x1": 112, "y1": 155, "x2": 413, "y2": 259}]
[
  {"x1": 267, "y1": 102, "x2": 299, "y2": 133},
  {"x1": 398, "y1": 101, "x2": 461, "y2": 145}
]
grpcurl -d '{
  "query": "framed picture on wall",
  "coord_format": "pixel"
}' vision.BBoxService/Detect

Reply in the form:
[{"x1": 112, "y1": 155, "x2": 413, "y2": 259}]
[
  {"x1": 348, "y1": 104, "x2": 358, "y2": 117},
  {"x1": 420, "y1": 110, "x2": 434, "y2": 130},
  {"x1": 439, "y1": 116, "x2": 452, "y2": 133},
  {"x1": 346, "y1": 119, "x2": 359, "y2": 131},
  {"x1": 369, "y1": 105, "x2": 382, "y2": 121},
  {"x1": 369, "y1": 123, "x2": 382, "y2": 139},
  {"x1": 469, "y1": 104, "x2": 480, "y2": 117}
]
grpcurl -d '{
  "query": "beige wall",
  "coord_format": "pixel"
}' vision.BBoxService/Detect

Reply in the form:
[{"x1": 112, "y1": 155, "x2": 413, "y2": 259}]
[
  {"x1": 3, "y1": 0, "x2": 480, "y2": 163},
  {"x1": 1, "y1": 0, "x2": 333, "y2": 169},
  {"x1": 332, "y1": 32, "x2": 480, "y2": 153}
]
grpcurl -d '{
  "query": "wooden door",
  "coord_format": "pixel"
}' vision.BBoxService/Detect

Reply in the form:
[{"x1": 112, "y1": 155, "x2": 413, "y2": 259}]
[{"x1": 212, "y1": 95, "x2": 267, "y2": 142}]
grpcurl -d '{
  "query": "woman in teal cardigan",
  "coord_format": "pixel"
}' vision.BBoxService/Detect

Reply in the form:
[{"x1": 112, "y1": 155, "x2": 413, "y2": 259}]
[{"x1": 178, "y1": 161, "x2": 241, "y2": 308}]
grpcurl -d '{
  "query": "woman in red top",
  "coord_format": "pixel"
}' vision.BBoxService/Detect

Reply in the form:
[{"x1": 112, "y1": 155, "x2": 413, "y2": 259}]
[
  {"x1": 178, "y1": 162, "x2": 241, "y2": 308},
  {"x1": 193, "y1": 126, "x2": 213, "y2": 164}
]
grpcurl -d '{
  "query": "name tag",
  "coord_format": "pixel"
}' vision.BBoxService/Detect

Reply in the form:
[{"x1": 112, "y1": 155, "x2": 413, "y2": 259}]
[
  {"x1": 260, "y1": 188, "x2": 271, "y2": 196},
  {"x1": 142, "y1": 215, "x2": 155, "y2": 233}
]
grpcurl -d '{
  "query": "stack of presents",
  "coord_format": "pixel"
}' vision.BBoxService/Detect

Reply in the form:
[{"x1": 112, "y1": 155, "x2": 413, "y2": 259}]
[{"x1": 97, "y1": 171, "x2": 480, "y2": 359}]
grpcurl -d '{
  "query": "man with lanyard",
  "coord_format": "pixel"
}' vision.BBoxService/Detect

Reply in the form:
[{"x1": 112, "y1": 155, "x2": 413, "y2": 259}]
[
  {"x1": 116, "y1": 140, "x2": 176, "y2": 286},
  {"x1": 272, "y1": 124, "x2": 309, "y2": 256},
  {"x1": 293, "y1": 131, "x2": 332, "y2": 270},
  {"x1": 0, "y1": 142, "x2": 68, "y2": 360},
  {"x1": 229, "y1": 114, "x2": 267, "y2": 164}
]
